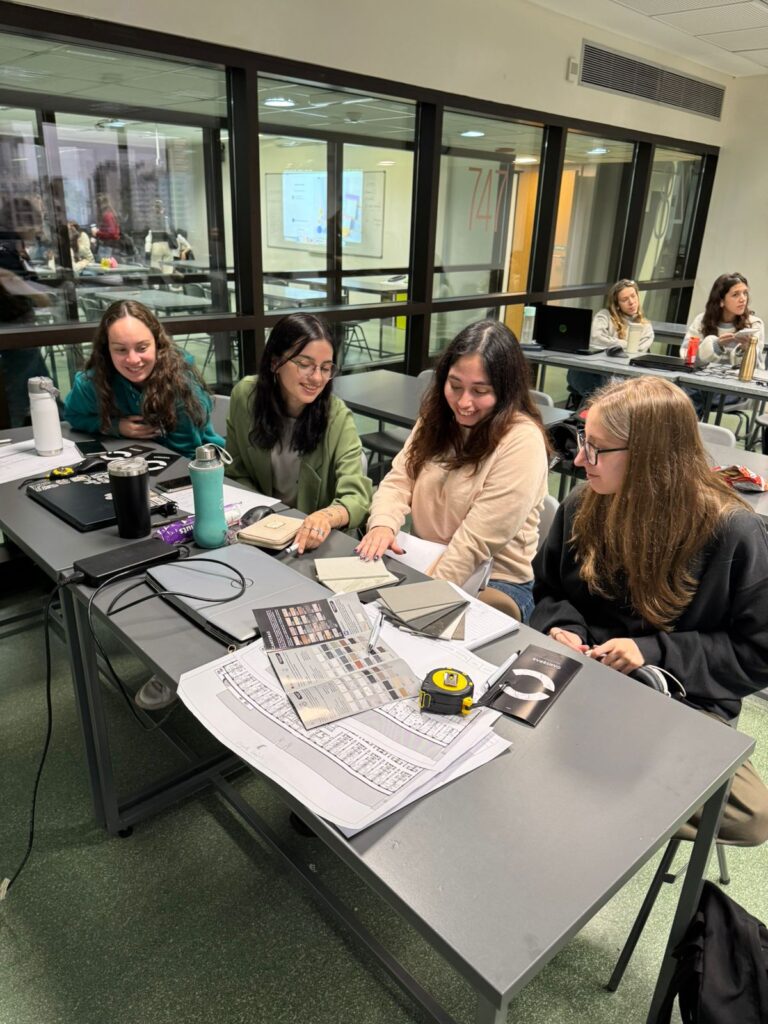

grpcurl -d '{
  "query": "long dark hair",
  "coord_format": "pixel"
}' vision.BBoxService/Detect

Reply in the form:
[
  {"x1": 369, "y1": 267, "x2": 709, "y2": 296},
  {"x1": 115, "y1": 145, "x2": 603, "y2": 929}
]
[
  {"x1": 250, "y1": 312, "x2": 336, "y2": 455},
  {"x1": 86, "y1": 300, "x2": 209, "y2": 432},
  {"x1": 701, "y1": 272, "x2": 754, "y2": 338},
  {"x1": 407, "y1": 319, "x2": 546, "y2": 478}
]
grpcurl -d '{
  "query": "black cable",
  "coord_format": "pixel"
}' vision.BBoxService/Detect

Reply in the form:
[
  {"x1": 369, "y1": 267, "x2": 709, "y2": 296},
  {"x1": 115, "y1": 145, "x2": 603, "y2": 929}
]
[{"x1": 1, "y1": 580, "x2": 73, "y2": 899}]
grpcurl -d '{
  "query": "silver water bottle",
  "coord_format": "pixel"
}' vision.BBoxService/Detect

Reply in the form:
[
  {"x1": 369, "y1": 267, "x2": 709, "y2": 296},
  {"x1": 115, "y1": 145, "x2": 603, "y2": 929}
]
[{"x1": 28, "y1": 377, "x2": 63, "y2": 456}]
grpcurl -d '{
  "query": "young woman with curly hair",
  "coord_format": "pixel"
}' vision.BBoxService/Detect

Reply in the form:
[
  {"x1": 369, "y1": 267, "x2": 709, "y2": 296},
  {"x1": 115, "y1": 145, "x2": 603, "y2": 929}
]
[
  {"x1": 356, "y1": 319, "x2": 550, "y2": 622},
  {"x1": 531, "y1": 375, "x2": 768, "y2": 845},
  {"x1": 63, "y1": 299, "x2": 222, "y2": 458}
]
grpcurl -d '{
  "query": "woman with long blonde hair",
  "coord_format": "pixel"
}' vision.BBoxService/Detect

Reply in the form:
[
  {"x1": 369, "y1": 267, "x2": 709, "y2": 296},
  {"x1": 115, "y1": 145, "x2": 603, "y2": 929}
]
[{"x1": 532, "y1": 375, "x2": 768, "y2": 845}]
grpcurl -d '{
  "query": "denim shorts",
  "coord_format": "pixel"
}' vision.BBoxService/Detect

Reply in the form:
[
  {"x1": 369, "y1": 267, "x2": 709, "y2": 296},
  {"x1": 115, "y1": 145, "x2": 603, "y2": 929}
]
[{"x1": 486, "y1": 578, "x2": 535, "y2": 623}]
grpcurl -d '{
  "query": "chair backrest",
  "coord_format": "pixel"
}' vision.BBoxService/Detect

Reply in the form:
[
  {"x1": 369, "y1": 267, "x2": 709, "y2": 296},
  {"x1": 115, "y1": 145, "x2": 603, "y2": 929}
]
[
  {"x1": 417, "y1": 368, "x2": 434, "y2": 381},
  {"x1": 530, "y1": 389, "x2": 554, "y2": 408},
  {"x1": 212, "y1": 393, "x2": 230, "y2": 439},
  {"x1": 698, "y1": 421, "x2": 737, "y2": 448},
  {"x1": 537, "y1": 493, "x2": 559, "y2": 551}
]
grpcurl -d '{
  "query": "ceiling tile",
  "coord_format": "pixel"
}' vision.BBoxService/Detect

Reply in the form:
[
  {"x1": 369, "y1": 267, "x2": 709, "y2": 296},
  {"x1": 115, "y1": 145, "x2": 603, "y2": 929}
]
[
  {"x1": 735, "y1": 45, "x2": 768, "y2": 62},
  {"x1": 700, "y1": 24, "x2": 768, "y2": 47},
  {"x1": 656, "y1": 3, "x2": 768, "y2": 34},
  {"x1": 615, "y1": 0, "x2": 747, "y2": 13}
]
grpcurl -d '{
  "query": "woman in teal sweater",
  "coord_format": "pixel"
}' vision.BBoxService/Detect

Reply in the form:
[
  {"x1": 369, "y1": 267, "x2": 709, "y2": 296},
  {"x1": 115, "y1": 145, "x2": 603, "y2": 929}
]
[
  {"x1": 225, "y1": 312, "x2": 371, "y2": 553},
  {"x1": 64, "y1": 299, "x2": 223, "y2": 459}
]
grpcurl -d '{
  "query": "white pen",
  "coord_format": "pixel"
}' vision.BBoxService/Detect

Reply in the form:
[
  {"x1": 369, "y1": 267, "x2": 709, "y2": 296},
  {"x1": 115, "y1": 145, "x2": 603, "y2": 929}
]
[
  {"x1": 367, "y1": 610, "x2": 383, "y2": 653},
  {"x1": 284, "y1": 542, "x2": 300, "y2": 557},
  {"x1": 0, "y1": 438, "x2": 12, "y2": 445},
  {"x1": 484, "y1": 649, "x2": 521, "y2": 691}
]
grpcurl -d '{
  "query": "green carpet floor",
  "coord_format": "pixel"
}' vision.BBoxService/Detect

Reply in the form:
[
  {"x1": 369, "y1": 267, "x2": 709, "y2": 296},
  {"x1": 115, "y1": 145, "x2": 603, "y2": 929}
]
[{"x1": 2, "y1": 560, "x2": 767, "y2": 1024}]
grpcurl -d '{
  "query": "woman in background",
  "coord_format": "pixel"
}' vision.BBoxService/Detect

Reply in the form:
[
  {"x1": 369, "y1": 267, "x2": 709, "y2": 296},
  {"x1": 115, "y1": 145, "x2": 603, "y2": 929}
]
[
  {"x1": 64, "y1": 299, "x2": 222, "y2": 458},
  {"x1": 357, "y1": 320, "x2": 549, "y2": 622},
  {"x1": 225, "y1": 312, "x2": 371, "y2": 555},
  {"x1": 567, "y1": 279, "x2": 654, "y2": 407},
  {"x1": 68, "y1": 221, "x2": 94, "y2": 272},
  {"x1": 532, "y1": 375, "x2": 768, "y2": 845}
]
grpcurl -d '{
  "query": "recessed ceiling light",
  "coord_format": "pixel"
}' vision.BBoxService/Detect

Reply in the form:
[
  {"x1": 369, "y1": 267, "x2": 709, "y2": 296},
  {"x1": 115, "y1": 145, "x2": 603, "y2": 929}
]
[
  {"x1": 378, "y1": 160, "x2": 395, "y2": 166},
  {"x1": 587, "y1": 146, "x2": 607, "y2": 155},
  {"x1": 460, "y1": 130, "x2": 485, "y2": 138},
  {"x1": 95, "y1": 118, "x2": 128, "y2": 130},
  {"x1": 264, "y1": 96, "x2": 295, "y2": 108},
  {"x1": 515, "y1": 156, "x2": 538, "y2": 165}
]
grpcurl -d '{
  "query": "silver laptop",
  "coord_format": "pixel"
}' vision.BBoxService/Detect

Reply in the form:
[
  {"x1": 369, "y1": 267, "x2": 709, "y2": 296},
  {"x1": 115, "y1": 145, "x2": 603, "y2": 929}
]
[{"x1": 146, "y1": 542, "x2": 329, "y2": 644}]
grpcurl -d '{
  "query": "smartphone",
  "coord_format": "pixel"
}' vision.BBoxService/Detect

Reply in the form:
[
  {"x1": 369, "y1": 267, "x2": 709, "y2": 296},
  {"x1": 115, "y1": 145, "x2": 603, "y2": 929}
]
[
  {"x1": 156, "y1": 474, "x2": 191, "y2": 493},
  {"x1": 75, "y1": 439, "x2": 107, "y2": 457}
]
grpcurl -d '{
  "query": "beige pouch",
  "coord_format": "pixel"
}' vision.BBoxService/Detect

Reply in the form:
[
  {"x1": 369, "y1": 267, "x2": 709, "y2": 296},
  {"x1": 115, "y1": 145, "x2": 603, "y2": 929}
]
[{"x1": 237, "y1": 514, "x2": 301, "y2": 549}]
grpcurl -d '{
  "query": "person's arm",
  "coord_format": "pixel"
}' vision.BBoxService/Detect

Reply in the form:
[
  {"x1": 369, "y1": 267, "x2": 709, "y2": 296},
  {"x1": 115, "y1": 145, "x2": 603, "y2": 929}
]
[
  {"x1": 625, "y1": 516, "x2": 768, "y2": 711},
  {"x1": 638, "y1": 320, "x2": 655, "y2": 352},
  {"x1": 589, "y1": 309, "x2": 617, "y2": 350},
  {"x1": 432, "y1": 422, "x2": 547, "y2": 585},
  {"x1": 322, "y1": 402, "x2": 372, "y2": 530},
  {"x1": 358, "y1": 429, "x2": 418, "y2": 558},
  {"x1": 223, "y1": 379, "x2": 258, "y2": 491},
  {"x1": 747, "y1": 316, "x2": 766, "y2": 368},
  {"x1": 530, "y1": 495, "x2": 592, "y2": 642},
  {"x1": 63, "y1": 373, "x2": 115, "y2": 436}
]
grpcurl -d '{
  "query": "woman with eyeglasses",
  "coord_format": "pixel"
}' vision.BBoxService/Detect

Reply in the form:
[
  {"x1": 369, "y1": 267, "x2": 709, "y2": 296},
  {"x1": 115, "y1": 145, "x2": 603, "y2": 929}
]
[
  {"x1": 356, "y1": 320, "x2": 550, "y2": 622},
  {"x1": 567, "y1": 279, "x2": 654, "y2": 407},
  {"x1": 225, "y1": 312, "x2": 372, "y2": 553},
  {"x1": 531, "y1": 375, "x2": 768, "y2": 844}
]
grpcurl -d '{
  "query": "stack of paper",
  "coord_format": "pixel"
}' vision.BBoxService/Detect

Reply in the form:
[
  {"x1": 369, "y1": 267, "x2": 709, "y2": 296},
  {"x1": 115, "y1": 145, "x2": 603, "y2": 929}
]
[
  {"x1": 378, "y1": 579, "x2": 468, "y2": 640},
  {"x1": 386, "y1": 531, "x2": 491, "y2": 596},
  {"x1": 314, "y1": 556, "x2": 398, "y2": 594}
]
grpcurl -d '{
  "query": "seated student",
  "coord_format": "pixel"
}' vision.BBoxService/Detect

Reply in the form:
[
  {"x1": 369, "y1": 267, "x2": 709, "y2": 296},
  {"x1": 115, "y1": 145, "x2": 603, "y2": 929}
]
[
  {"x1": 567, "y1": 279, "x2": 654, "y2": 407},
  {"x1": 356, "y1": 319, "x2": 549, "y2": 623},
  {"x1": 225, "y1": 312, "x2": 372, "y2": 554},
  {"x1": 64, "y1": 299, "x2": 223, "y2": 459},
  {"x1": 531, "y1": 375, "x2": 768, "y2": 845},
  {"x1": 68, "y1": 220, "x2": 94, "y2": 272},
  {"x1": 680, "y1": 271, "x2": 765, "y2": 416}
]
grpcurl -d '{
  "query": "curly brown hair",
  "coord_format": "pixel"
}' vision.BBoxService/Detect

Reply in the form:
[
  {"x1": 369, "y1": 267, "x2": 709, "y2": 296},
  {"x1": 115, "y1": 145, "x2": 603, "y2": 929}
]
[
  {"x1": 85, "y1": 300, "x2": 210, "y2": 433},
  {"x1": 406, "y1": 319, "x2": 548, "y2": 478}
]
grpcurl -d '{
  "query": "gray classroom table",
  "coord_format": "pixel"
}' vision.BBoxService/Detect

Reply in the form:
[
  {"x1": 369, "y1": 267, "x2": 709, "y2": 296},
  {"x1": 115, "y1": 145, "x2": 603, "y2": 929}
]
[
  {"x1": 334, "y1": 368, "x2": 570, "y2": 430},
  {"x1": 0, "y1": 430, "x2": 755, "y2": 1023},
  {"x1": 71, "y1": 577, "x2": 751, "y2": 1024},
  {"x1": 80, "y1": 287, "x2": 211, "y2": 316}
]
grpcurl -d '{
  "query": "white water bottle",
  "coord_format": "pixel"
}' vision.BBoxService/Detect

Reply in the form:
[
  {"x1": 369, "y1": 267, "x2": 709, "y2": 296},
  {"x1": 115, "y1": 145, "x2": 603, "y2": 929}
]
[
  {"x1": 28, "y1": 376, "x2": 63, "y2": 456},
  {"x1": 520, "y1": 306, "x2": 536, "y2": 345}
]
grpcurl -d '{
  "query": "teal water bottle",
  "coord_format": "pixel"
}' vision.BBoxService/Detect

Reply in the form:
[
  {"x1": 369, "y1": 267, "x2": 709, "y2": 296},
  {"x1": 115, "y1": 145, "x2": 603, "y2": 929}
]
[{"x1": 189, "y1": 444, "x2": 228, "y2": 548}]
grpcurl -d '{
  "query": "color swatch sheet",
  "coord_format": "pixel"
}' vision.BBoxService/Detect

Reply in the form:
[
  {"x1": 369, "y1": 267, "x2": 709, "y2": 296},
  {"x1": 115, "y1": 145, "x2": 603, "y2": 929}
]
[{"x1": 253, "y1": 592, "x2": 420, "y2": 729}]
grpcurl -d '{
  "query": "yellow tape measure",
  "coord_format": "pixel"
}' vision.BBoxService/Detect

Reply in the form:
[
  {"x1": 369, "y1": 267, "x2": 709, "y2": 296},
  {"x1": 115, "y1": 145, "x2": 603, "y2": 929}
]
[{"x1": 419, "y1": 667, "x2": 474, "y2": 716}]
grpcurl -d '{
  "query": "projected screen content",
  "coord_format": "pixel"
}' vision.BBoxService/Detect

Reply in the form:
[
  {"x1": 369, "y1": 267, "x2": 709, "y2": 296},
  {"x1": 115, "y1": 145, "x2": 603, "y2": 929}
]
[{"x1": 266, "y1": 169, "x2": 385, "y2": 257}]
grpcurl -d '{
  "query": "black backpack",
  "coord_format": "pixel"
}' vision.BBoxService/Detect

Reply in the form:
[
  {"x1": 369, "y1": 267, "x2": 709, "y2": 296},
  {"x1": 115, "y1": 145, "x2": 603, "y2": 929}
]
[{"x1": 658, "y1": 880, "x2": 768, "y2": 1023}]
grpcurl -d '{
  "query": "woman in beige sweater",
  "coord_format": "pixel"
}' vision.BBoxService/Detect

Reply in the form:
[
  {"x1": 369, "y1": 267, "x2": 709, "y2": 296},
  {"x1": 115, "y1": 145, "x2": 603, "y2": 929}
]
[{"x1": 356, "y1": 319, "x2": 549, "y2": 621}]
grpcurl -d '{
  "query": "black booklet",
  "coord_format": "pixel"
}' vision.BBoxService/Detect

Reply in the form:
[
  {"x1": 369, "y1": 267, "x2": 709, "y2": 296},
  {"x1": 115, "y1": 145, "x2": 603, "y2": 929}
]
[{"x1": 487, "y1": 643, "x2": 579, "y2": 725}]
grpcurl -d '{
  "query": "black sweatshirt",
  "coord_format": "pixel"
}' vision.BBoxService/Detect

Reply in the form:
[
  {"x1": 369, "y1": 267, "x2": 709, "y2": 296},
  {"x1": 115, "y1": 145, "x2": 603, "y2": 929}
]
[{"x1": 531, "y1": 488, "x2": 768, "y2": 719}]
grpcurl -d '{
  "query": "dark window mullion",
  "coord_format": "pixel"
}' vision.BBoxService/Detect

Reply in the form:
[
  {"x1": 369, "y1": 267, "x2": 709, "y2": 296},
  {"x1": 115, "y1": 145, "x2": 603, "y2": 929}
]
[
  {"x1": 528, "y1": 125, "x2": 565, "y2": 296},
  {"x1": 406, "y1": 101, "x2": 441, "y2": 374}
]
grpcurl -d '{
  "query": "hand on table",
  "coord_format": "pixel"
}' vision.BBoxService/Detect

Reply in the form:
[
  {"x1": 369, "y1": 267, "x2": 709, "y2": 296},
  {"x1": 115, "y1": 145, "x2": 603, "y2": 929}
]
[
  {"x1": 355, "y1": 526, "x2": 404, "y2": 562},
  {"x1": 588, "y1": 637, "x2": 644, "y2": 674},
  {"x1": 119, "y1": 416, "x2": 160, "y2": 439},
  {"x1": 548, "y1": 627, "x2": 589, "y2": 653},
  {"x1": 293, "y1": 510, "x2": 333, "y2": 554}
]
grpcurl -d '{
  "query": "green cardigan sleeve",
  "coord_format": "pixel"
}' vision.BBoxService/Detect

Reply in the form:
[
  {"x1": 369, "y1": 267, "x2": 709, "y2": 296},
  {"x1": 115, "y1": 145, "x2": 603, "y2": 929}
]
[{"x1": 325, "y1": 396, "x2": 372, "y2": 529}]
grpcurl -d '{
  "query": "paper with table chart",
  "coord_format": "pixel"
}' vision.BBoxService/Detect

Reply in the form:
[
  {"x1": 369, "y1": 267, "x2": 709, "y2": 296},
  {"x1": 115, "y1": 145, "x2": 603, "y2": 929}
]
[
  {"x1": 386, "y1": 532, "x2": 491, "y2": 596},
  {"x1": 0, "y1": 437, "x2": 80, "y2": 485},
  {"x1": 252, "y1": 592, "x2": 421, "y2": 729},
  {"x1": 169, "y1": 484, "x2": 278, "y2": 516},
  {"x1": 178, "y1": 639, "x2": 509, "y2": 833}
]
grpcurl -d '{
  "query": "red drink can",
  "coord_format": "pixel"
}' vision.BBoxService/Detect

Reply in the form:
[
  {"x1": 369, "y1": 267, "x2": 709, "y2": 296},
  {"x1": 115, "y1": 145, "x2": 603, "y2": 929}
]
[{"x1": 686, "y1": 335, "x2": 700, "y2": 366}]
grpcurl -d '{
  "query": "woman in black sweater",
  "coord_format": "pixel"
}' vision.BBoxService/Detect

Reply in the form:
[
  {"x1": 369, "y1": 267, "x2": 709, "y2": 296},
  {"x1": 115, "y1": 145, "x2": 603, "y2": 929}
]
[{"x1": 532, "y1": 375, "x2": 768, "y2": 845}]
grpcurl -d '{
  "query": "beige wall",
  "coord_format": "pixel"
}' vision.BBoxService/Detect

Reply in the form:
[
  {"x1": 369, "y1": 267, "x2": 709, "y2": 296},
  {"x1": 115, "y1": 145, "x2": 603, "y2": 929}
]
[{"x1": 14, "y1": 0, "x2": 764, "y2": 320}]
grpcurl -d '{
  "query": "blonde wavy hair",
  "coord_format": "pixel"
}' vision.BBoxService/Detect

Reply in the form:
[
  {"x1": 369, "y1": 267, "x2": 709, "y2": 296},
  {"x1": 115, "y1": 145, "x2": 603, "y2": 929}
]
[
  {"x1": 605, "y1": 279, "x2": 648, "y2": 340},
  {"x1": 572, "y1": 376, "x2": 746, "y2": 629}
]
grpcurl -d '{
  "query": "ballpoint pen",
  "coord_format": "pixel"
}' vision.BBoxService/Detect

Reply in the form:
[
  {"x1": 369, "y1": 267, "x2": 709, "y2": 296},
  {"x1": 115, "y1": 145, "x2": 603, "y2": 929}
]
[
  {"x1": 367, "y1": 610, "x2": 383, "y2": 653},
  {"x1": 284, "y1": 542, "x2": 300, "y2": 556},
  {"x1": 478, "y1": 650, "x2": 520, "y2": 706}
]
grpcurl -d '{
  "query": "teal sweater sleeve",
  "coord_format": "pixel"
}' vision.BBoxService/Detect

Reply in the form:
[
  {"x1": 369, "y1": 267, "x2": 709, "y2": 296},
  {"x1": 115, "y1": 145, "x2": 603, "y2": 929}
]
[{"x1": 63, "y1": 372, "x2": 122, "y2": 436}]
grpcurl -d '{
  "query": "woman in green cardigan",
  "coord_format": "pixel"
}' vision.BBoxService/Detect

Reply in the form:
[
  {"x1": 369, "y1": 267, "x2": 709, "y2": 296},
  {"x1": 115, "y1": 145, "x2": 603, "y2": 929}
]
[{"x1": 225, "y1": 312, "x2": 372, "y2": 554}]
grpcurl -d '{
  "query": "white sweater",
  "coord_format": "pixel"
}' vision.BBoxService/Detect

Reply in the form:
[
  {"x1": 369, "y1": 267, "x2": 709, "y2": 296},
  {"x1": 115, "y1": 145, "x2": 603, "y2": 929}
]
[
  {"x1": 682, "y1": 312, "x2": 766, "y2": 369},
  {"x1": 590, "y1": 309, "x2": 654, "y2": 352}
]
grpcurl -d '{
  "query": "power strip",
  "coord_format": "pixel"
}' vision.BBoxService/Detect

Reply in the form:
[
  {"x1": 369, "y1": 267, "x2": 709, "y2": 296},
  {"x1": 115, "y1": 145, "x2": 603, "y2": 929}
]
[{"x1": 72, "y1": 538, "x2": 180, "y2": 586}]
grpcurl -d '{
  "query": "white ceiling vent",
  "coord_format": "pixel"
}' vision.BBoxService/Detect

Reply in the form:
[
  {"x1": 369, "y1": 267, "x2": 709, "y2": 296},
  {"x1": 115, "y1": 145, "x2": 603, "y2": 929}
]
[{"x1": 580, "y1": 40, "x2": 725, "y2": 120}]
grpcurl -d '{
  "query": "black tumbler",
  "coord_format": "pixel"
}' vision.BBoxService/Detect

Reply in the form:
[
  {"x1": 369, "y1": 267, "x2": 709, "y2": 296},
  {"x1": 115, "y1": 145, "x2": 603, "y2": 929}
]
[{"x1": 108, "y1": 457, "x2": 151, "y2": 538}]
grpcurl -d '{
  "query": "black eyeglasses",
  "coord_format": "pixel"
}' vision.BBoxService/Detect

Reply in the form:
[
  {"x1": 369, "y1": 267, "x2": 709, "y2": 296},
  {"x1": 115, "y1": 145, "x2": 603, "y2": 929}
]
[{"x1": 576, "y1": 430, "x2": 628, "y2": 466}]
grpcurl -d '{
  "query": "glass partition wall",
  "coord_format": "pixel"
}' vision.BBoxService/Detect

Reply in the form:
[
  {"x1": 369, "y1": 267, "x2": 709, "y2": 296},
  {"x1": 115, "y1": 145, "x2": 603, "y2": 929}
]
[{"x1": 0, "y1": 8, "x2": 717, "y2": 427}]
